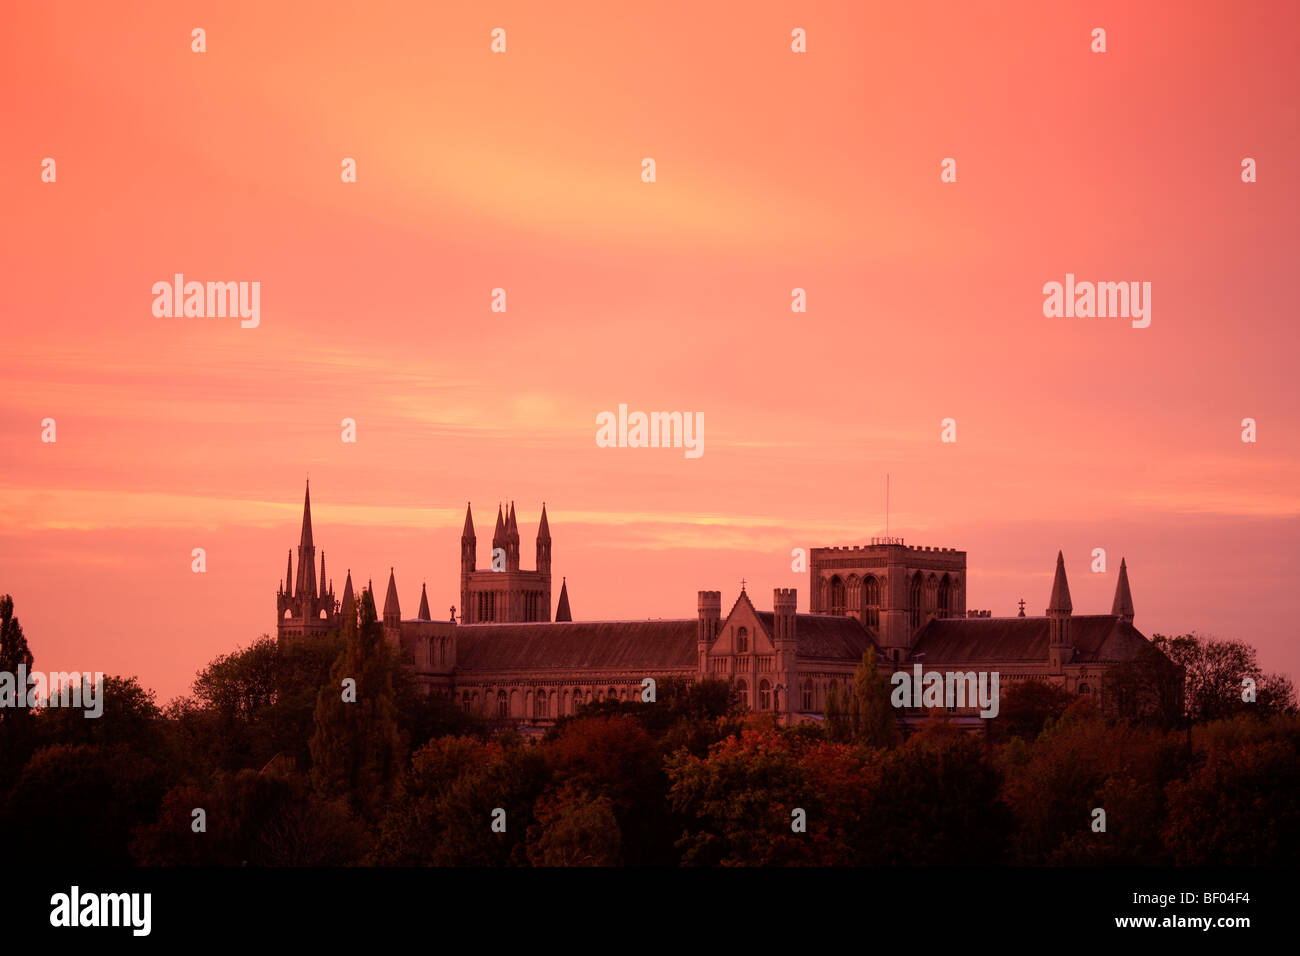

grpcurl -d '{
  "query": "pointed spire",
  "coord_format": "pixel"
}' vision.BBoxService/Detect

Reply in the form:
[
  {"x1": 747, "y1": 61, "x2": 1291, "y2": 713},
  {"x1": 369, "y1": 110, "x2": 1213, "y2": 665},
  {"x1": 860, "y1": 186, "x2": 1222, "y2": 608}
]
[
  {"x1": 537, "y1": 502, "x2": 551, "y2": 541},
  {"x1": 492, "y1": 504, "x2": 506, "y2": 546},
  {"x1": 507, "y1": 501, "x2": 518, "y2": 535},
  {"x1": 285, "y1": 550, "x2": 293, "y2": 599},
  {"x1": 1112, "y1": 558, "x2": 1134, "y2": 622},
  {"x1": 555, "y1": 577, "x2": 571, "y2": 622},
  {"x1": 320, "y1": 551, "x2": 328, "y2": 600},
  {"x1": 299, "y1": 480, "x2": 314, "y2": 551},
  {"x1": 341, "y1": 570, "x2": 354, "y2": 618},
  {"x1": 462, "y1": 502, "x2": 475, "y2": 539},
  {"x1": 294, "y1": 480, "x2": 317, "y2": 599},
  {"x1": 418, "y1": 582, "x2": 431, "y2": 620},
  {"x1": 1048, "y1": 551, "x2": 1072, "y2": 613},
  {"x1": 383, "y1": 568, "x2": 400, "y2": 620}
]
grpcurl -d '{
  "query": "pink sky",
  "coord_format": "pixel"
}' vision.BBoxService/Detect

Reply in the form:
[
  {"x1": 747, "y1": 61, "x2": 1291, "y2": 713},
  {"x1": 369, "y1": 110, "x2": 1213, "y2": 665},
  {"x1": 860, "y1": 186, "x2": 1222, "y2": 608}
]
[{"x1": 2, "y1": 1, "x2": 1297, "y2": 701}]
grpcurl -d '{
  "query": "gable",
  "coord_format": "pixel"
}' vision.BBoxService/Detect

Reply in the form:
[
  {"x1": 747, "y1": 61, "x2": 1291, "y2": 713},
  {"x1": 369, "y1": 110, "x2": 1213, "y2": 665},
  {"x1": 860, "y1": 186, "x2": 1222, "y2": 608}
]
[{"x1": 712, "y1": 593, "x2": 772, "y2": 655}]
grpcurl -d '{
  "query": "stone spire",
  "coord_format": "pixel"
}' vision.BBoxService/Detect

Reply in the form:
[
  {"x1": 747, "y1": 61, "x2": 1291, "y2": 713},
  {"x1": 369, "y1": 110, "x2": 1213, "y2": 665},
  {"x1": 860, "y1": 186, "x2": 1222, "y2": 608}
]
[
  {"x1": 319, "y1": 551, "x2": 328, "y2": 600},
  {"x1": 284, "y1": 550, "x2": 293, "y2": 598},
  {"x1": 1047, "y1": 550, "x2": 1072, "y2": 613},
  {"x1": 418, "y1": 582, "x2": 431, "y2": 621},
  {"x1": 1112, "y1": 558, "x2": 1134, "y2": 623},
  {"x1": 341, "y1": 570, "x2": 354, "y2": 619},
  {"x1": 536, "y1": 502, "x2": 552, "y2": 575},
  {"x1": 506, "y1": 501, "x2": 521, "y2": 571},
  {"x1": 492, "y1": 504, "x2": 506, "y2": 550},
  {"x1": 555, "y1": 578, "x2": 571, "y2": 622},
  {"x1": 383, "y1": 568, "x2": 400, "y2": 623},
  {"x1": 1047, "y1": 551, "x2": 1073, "y2": 672},
  {"x1": 294, "y1": 481, "x2": 317, "y2": 600},
  {"x1": 462, "y1": 502, "x2": 475, "y2": 540}
]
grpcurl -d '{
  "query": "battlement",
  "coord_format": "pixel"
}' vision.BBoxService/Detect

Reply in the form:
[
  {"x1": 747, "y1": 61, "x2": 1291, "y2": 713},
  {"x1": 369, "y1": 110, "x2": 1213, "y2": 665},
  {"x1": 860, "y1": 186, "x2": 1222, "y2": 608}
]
[{"x1": 813, "y1": 544, "x2": 965, "y2": 555}]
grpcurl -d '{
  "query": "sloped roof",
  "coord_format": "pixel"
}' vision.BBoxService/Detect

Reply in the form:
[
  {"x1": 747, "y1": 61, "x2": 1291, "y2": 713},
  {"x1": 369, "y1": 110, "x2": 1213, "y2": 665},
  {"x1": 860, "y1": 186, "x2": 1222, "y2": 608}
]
[
  {"x1": 456, "y1": 620, "x2": 697, "y2": 672},
  {"x1": 754, "y1": 612, "x2": 878, "y2": 661},
  {"x1": 910, "y1": 614, "x2": 1151, "y2": 665}
]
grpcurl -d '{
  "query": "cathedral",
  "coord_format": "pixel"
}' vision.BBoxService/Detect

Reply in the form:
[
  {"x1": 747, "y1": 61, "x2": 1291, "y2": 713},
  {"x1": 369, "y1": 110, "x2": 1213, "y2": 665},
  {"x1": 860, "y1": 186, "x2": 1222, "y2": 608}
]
[{"x1": 276, "y1": 482, "x2": 1160, "y2": 725}]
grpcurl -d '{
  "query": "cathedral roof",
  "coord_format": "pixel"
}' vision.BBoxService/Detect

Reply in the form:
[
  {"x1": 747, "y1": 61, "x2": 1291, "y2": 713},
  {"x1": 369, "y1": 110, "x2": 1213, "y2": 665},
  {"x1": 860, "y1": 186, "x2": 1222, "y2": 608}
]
[
  {"x1": 910, "y1": 615, "x2": 1150, "y2": 665},
  {"x1": 754, "y1": 613, "x2": 878, "y2": 661},
  {"x1": 455, "y1": 620, "x2": 697, "y2": 672}
]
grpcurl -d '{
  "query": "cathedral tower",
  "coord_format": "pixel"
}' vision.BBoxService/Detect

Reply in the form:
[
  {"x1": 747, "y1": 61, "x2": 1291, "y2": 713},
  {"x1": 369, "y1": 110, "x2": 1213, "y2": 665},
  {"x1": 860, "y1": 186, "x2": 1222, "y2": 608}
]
[
  {"x1": 461, "y1": 502, "x2": 555, "y2": 623},
  {"x1": 276, "y1": 481, "x2": 336, "y2": 643}
]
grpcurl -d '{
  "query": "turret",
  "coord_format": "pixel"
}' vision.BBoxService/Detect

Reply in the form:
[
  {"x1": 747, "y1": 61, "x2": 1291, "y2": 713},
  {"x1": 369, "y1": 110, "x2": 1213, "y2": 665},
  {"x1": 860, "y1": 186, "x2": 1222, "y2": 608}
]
[
  {"x1": 773, "y1": 588, "x2": 798, "y2": 717},
  {"x1": 555, "y1": 578, "x2": 571, "y2": 622},
  {"x1": 383, "y1": 568, "x2": 401, "y2": 643},
  {"x1": 340, "y1": 570, "x2": 355, "y2": 623},
  {"x1": 697, "y1": 590, "x2": 721, "y2": 672},
  {"x1": 1112, "y1": 558, "x2": 1134, "y2": 624},
  {"x1": 1047, "y1": 551, "x2": 1073, "y2": 672},
  {"x1": 418, "y1": 582, "x2": 431, "y2": 621},
  {"x1": 506, "y1": 502, "x2": 521, "y2": 572}
]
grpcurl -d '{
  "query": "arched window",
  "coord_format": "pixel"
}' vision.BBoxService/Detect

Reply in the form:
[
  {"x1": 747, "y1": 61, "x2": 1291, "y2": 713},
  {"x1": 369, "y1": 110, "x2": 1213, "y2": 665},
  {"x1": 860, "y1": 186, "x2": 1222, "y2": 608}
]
[
  {"x1": 497, "y1": 690, "x2": 508, "y2": 718},
  {"x1": 908, "y1": 573, "x2": 922, "y2": 631},
  {"x1": 863, "y1": 576, "x2": 880, "y2": 628},
  {"x1": 759, "y1": 679, "x2": 772, "y2": 711},
  {"x1": 736, "y1": 626, "x2": 749, "y2": 653},
  {"x1": 608, "y1": 687, "x2": 618, "y2": 701},
  {"x1": 830, "y1": 576, "x2": 846, "y2": 615},
  {"x1": 535, "y1": 691, "x2": 548, "y2": 717},
  {"x1": 937, "y1": 574, "x2": 951, "y2": 618},
  {"x1": 735, "y1": 679, "x2": 748, "y2": 707},
  {"x1": 802, "y1": 681, "x2": 813, "y2": 711},
  {"x1": 572, "y1": 689, "x2": 583, "y2": 715},
  {"x1": 1079, "y1": 683, "x2": 1091, "y2": 696}
]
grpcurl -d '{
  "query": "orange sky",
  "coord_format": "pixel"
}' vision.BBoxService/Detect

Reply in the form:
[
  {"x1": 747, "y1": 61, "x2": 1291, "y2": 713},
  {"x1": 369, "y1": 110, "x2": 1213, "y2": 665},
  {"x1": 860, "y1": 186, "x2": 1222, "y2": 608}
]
[{"x1": 2, "y1": 1, "x2": 1297, "y2": 701}]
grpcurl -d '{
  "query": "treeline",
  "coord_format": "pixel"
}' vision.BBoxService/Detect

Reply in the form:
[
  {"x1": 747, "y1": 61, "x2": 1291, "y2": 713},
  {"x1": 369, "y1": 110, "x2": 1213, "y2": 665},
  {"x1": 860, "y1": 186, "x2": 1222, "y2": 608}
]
[{"x1": 0, "y1": 592, "x2": 1295, "y2": 866}]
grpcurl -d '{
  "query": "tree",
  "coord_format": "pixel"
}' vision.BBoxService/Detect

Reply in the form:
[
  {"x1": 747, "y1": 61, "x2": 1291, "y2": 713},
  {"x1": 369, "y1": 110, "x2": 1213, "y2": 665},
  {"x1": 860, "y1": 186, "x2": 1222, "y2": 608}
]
[
  {"x1": 1100, "y1": 641, "x2": 1183, "y2": 728},
  {"x1": 1163, "y1": 714, "x2": 1300, "y2": 865},
  {"x1": 1154, "y1": 633, "x2": 1296, "y2": 722},
  {"x1": 852, "y1": 649, "x2": 900, "y2": 748},
  {"x1": 525, "y1": 785, "x2": 623, "y2": 866},
  {"x1": 0, "y1": 594, "x2": 37, "y2": 784},
  {"x1": 994, "y1": 679, "x2": 1075, "y2": 741},
  {"x1": 824, "y1": 686, "x2": 848, "y2": 743},
  {"x1": 309, "y1": 588, "x2": 403, "y2": 819}
]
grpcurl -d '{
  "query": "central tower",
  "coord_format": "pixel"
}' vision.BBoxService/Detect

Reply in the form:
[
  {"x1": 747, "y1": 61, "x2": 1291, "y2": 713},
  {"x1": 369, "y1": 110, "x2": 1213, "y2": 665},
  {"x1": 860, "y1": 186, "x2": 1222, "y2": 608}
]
[{"x1": 459, "y1": 502, "x2": 553, "y2": 623}]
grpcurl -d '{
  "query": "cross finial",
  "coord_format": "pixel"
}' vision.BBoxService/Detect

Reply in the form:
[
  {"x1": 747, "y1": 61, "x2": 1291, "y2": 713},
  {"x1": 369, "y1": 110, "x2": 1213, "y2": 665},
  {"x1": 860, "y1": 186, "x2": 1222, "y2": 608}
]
[
  {"x1": 1017, "y1": 598, "x2": 1026, "y2": 617},
  {"x1": 740, "y1": 578, "x2": 746, "y2": 591}
]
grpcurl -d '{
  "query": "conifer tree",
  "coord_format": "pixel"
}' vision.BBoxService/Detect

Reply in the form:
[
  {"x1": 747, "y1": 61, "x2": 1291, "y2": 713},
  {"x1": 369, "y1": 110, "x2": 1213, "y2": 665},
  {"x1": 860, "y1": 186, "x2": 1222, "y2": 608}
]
[
  {"x1": 853, "y1": 648, "x2": 901, "y2": 748},
  {"x1": 309, "y1": 588, "x2": 403, "y2": 819},
  {"x1": 825, "y1": 685, "x2": 847, "y2": 742}
]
